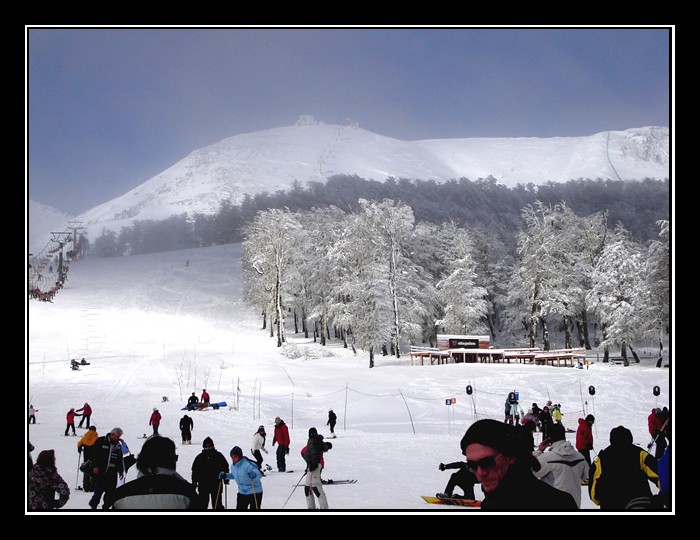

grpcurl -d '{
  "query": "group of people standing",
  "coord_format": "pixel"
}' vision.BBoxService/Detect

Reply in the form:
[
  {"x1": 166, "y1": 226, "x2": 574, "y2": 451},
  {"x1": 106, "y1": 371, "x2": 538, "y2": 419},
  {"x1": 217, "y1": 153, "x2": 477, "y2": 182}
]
[{"x1": 438, "y1": 404, "x2": 670, "y2": 511}]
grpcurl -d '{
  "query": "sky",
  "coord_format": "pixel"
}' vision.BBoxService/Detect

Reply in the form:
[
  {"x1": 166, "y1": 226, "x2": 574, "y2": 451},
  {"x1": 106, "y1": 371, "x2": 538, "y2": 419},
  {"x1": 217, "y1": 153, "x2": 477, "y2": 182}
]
[
  {"x1": 26, "y1": 238, "x2": 673, "y2": 515},
  {"x1": 26, "y1": 25, "x2": 673, "y2": 216}
]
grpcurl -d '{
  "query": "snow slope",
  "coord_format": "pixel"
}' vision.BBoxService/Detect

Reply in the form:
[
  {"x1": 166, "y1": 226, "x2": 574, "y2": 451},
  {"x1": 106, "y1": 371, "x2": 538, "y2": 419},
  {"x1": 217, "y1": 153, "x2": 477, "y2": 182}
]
[{"x1": 26, "y1": 243, "x2": 672, "y2": 514}]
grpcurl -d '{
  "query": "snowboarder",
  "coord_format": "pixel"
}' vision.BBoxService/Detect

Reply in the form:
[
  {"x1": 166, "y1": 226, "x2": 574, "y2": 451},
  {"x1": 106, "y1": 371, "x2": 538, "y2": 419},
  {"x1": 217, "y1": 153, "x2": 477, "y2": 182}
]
[
  {"x1": 149, "y1": 408, "x2": 162, "y2": 436},
  {"x1": 180, "y1": 414, "x2": 194, "y2": 445},
  {"x1": 28, "y1": 404, "x2": 38, "y2": 424},
  {"x1": 219, "y1": 446, "x2": 264, "y2": 510},
  {"x1": 200, "y1": 389, "x2": 210, "y2": 406},
  {"x1": 272, "y1": 416, "x2": 290, "y2": 472},
  {"x1": 70, "y1": 359, "x2": 80, "y2": 370},
  {"x1": 192, "y1": 437, "x2": 229, "y2": 509},
  {"x1": 77, "y1": 402, "x2": 93, "y2": 428},
  {"x1": 80, "y1": 358, "x2": 90, "y2": 365},
  {"x1": 65, "y1": 407, "x2": 81, "y2": 436},
  {"x1": 327, "y1": 409, "x2": 337, "y2": 438},
  {"x1": 187, "y1": 392, "x2": 199, "y2": 411},
  {"x1": 251, "y1": 425, "x2": 267, "y2": 473},
  {"x1": 436, "y1": 460, "x2": 479, "y2": 500}
]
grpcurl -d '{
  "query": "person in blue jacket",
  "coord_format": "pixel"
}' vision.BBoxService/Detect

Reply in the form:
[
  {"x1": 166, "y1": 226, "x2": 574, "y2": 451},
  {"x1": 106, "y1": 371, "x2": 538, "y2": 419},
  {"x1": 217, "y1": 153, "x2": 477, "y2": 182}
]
[{"x1": 219, "y1": 446, "x2": 263, "y2": 510}]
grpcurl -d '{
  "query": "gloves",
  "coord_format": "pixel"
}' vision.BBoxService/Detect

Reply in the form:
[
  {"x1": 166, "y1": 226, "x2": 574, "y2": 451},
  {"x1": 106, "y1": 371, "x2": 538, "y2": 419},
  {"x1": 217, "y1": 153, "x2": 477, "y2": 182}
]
[
  {"x1": 78, "y1": 447, "x2": 83, "y2": 454},
  {"x1": 224, "y1": 479, "x2": 229, "y2": 485},
  {"x1": 249, "y1": 471, "x2": 257, "y2": 479},
  {"x1": 439, "y1": 463, "x2": 445, "y2": 471},
  {"x1": 285, "y1": 448, "x2": 290, "y2": 455},
  {"x1": 218, "y1": 472, "x2": 227, "y2": 480}
]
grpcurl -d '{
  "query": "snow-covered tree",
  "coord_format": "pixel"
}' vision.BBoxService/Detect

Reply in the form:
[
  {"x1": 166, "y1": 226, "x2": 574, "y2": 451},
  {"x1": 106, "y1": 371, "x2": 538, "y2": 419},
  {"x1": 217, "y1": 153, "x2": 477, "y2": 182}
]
[{"x1": 587, "y1": 224, "x2": 644, "y2": 365}]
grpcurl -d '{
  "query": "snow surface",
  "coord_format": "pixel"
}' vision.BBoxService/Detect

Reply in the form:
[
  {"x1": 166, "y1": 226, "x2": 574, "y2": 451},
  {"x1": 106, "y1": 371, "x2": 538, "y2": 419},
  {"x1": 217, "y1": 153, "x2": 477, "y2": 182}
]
[{"x1": 26, "y1": 243, "x2": 673, "y2": 515}]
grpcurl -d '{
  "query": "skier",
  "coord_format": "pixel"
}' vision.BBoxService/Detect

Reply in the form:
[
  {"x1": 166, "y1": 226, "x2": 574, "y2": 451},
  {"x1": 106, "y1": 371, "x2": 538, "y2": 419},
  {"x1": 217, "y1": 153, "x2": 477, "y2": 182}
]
[
  {"x1": 149, "y1": 408, "x2": 162, "y2": 436},
  {"x1": 192, "y1": 437, "x2": 229, "y2": 509},
  {"x1": 28, "y1": 404, "x2": 38, "y2": 424},
  {"x1": 180, "y1": 414, "x2": 194, "y2": 445},
  {"x1": 187, "y1": 392, "x2": 199, "y2": 411},
  {"x1": 27, "y1": 449, "x2": 71, "y2": 510},
  {"x1": 77, "y1": 425, "x2": 100, "y2": 492},
  {"x1": 436, "y1": 460, "x2": 479, "y2": 500},
  {"x1": 77, "y1": 402, "x2": 93, "y2": 428},
  {"x1": 219, "y1": 446, "x2": 264, "y2": 510},
  {"x1": 251, "y1": 425, "x2": 267, "y2": 473},
  {"x1": 65, "y1": 407, "x2": 81, "y2": 436},
  {"x1": 200, "y1": 389, "x2": 210, "y2": 406},
  {"x1": 647, "y1": 408, "x2": 668, "y2": 459},
  {"x1": 272, "y1": 416, "x2": 290, "y2": 472},
  {"x1": 327, "y1": 409, "x2": 337, "y2": 438},
  {"x1": 301, "y1": 427, "x2": 330, "y2": 510}
]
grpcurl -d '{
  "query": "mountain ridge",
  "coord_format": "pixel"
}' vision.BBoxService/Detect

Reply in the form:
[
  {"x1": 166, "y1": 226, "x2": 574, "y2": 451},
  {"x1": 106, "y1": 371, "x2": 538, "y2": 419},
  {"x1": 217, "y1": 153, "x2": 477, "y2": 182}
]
[{"x1": 64, "y1": 122, "x2": 668, "y2": 237}]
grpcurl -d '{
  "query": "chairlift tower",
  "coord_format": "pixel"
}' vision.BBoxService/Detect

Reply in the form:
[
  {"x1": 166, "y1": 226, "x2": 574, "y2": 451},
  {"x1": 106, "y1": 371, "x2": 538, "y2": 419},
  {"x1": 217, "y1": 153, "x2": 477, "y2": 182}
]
[{"x1": 50, "y1": 231, "x2": 72, "y2": 282}]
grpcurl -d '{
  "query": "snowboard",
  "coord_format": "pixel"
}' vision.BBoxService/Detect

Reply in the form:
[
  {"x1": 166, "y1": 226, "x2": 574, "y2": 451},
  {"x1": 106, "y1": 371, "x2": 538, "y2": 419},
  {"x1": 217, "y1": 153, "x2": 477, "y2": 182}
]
[{"x1": 421, "y1": 495, "x2": 481, "y2": 507}]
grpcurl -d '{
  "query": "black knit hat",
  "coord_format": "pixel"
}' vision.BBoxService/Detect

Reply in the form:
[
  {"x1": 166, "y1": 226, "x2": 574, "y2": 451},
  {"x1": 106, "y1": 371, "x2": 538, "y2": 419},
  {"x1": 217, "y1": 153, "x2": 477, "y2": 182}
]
[
  {"x1": 460, "y1": 419, "x2": 519, "y2": 456},
  {"x1": 203, "y1": 437, "x2": 214, "y2": 448},
  {"x1": 610, "y1": 426, "x2": 633, "y2": 446}
]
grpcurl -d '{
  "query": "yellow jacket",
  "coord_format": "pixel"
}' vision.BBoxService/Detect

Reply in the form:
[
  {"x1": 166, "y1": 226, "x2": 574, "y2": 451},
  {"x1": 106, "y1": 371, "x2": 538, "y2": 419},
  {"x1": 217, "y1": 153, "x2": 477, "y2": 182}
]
[{"x1": 77, "y1": 429, "x2": 99, "y2": 450}]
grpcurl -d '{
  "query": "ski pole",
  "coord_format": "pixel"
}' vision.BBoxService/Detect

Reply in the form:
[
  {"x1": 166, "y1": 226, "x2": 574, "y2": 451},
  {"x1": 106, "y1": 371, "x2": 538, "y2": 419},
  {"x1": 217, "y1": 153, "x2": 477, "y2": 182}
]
[
  {"x1": 252, "y1": 479, "x2": 258, "y2": 509},
  {"x1": 225, "y1": 481, "x2": 227, "y2": 509},
  {"x1": 75, "y1": 452, "x2": 81, "y2": 490},
  {"x1": 215, "y1": 480, "x2": 223, "y2": 509},
  {"x1": 647, "y1": 418, "x2": 669, "y2": 451},
  {"x1": 282, "y1": 471, "x2": 307, "y2": 509}
]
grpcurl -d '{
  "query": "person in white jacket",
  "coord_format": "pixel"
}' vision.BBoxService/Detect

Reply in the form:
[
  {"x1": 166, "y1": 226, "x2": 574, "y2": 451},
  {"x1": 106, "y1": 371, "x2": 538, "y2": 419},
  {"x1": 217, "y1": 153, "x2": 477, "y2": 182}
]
[
  {"x1": 251, "y1": 425, "x2": 267, "y2": 474},
  {"x1": 532, "y1": 423, "x2": 589, "y2": 508}
]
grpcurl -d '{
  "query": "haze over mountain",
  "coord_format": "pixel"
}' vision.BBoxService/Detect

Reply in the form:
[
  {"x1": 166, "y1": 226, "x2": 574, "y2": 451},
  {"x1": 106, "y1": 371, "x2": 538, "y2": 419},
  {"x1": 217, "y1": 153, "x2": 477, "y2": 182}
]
[{"x1": 69, "y1": 120, "x2": 669, "y2": 239}]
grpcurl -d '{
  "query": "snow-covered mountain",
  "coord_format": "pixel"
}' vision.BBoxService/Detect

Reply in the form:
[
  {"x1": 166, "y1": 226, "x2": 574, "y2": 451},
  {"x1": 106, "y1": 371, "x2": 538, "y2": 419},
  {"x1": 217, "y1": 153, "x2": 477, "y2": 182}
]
[{"x1": 74, "y1": 121, "x2": 669, "y2": 237}]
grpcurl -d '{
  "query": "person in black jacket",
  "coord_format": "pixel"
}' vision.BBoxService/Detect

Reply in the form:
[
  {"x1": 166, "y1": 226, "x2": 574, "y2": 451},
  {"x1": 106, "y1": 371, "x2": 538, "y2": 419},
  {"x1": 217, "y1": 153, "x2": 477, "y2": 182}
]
[
  {"x1": 589, "y1": 425, "x2": 660, "y2": 510},
  {"x1": 187, "y1": 392, "x2": 199, "y2": 411},
  {"x1": 180, "y1": 414, "x2": 194, "y2": 445},
  {"x1": 105, "y1": 436, "x2": 205, "y2": 510},
  {"x1": 436, "y1": 460, "x2": 479, "y2": 499},
  {"x1": 88, "y1": 427, "x2": 125, "y2": 510},
  {"x1": 326, "y1": 410, "x2": 337, "y2": 438},
  {"x1": 461, "y1": 419, "x2": 577, "y2": 510},
  {"x1": 192, "y1": 437, "x2": 230, "y2": 509},
  {"x1": 302, "y1": 427, "x2": 330, "y2": 509}
]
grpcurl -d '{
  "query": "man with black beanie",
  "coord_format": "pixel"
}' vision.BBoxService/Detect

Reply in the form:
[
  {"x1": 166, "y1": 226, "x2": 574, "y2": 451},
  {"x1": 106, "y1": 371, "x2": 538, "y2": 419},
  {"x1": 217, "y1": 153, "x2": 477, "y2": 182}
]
[
  {"x1": 461, "y1": 419, "x2": 577, "y2": 510},
  {"x1": 192, "y1": 436, "x2": 230, "y2": 509}
]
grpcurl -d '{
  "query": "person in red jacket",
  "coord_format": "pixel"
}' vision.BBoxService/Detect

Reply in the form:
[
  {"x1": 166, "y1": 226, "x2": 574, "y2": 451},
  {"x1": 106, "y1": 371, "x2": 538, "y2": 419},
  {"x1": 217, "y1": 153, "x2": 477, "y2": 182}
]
[
  {"x1": 272, "y1": 416, "x2": 291, "y2": 472},
  {"x1": 65, "y1": 407, "x2": 81, "y2": 436},
  {"x1": 149, "y1": 408, "x2": 162, "y2": 436},
  {"x1": 77, "y1": 402, "x2": 93, "y2": 428},
  {"x1": 576, "y1": 414, "x2": 595, "y2": 466},
  {"x1": 647, "y1": 408, "x2": 668, "y2": 459}
]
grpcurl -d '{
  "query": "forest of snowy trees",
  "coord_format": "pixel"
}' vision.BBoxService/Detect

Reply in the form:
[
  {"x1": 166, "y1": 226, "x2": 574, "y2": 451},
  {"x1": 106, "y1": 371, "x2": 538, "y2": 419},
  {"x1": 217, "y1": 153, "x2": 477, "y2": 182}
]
[{"x1": 240, "y1": 199, "x2": 669, "y2": 368}]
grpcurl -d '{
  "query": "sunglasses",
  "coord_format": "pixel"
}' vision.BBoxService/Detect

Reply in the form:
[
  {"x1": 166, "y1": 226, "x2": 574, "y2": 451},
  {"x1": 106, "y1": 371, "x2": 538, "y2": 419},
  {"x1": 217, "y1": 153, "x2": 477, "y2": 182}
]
[{"x1": 465, "y1": 453, "x2": 503, "y2": 473}]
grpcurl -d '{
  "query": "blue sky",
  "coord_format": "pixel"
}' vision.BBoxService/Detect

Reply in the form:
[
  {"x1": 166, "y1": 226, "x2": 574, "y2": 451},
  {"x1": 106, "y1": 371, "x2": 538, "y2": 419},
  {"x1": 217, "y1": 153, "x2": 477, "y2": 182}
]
[{"x1": 26, "y1": 26, "x2": 672, "y2": 216}]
